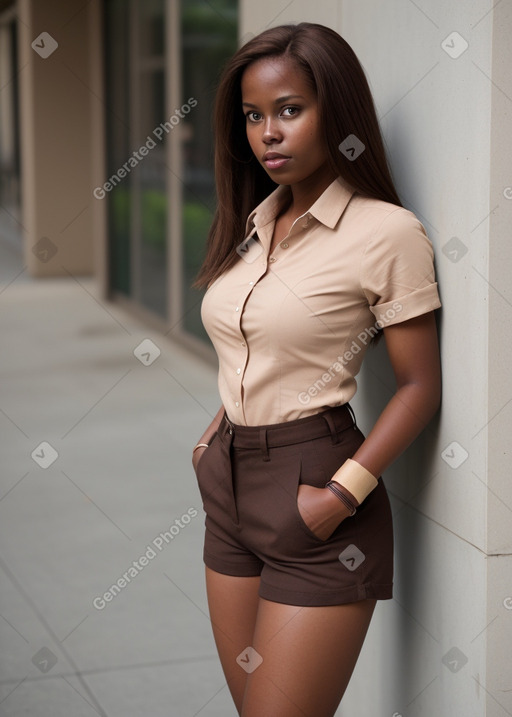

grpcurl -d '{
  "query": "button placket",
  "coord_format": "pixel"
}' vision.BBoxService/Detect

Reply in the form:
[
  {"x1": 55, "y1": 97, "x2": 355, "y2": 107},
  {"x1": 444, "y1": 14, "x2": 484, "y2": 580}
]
[{"x1": 231, "y1": 274, "x2": 261, "y2": 419}]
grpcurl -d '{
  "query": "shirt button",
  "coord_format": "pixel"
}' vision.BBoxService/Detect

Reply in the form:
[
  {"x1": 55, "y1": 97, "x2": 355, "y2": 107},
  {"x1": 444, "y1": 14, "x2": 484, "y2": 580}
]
[
  {"x1": 269, "y1": 256, "x2": 276, "y2": 263},
  {"x1": 241, "y1": 342, "x2": 246, "y2": 347},
  {"x1": 249, "y1": 281, "x2": 254, "y2": 285},
  {"x1": 235, "y1": 306, "x2": 239, "y2": 311},
  {"x1": 236, "y1": 368, "x2": 241, "y2": 374},
  {"x1": 235, "y1": 401, "x2": 239, "y2": 407},
  {"x1": 281, "y1": 242, "x2": 289, "y2": 249}
]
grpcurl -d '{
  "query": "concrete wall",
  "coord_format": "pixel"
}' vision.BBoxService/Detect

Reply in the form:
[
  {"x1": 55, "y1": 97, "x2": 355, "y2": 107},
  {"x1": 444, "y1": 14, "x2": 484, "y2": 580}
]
[
  {"x1": 18, "y1": 0, "x2": 96, "y2": 276},
  {"x1": 487, "y1": 1, "x2": 512, "y2": 708},
  {"x1": 240, "y1": 2, "x2": 511, "y2": 715}
]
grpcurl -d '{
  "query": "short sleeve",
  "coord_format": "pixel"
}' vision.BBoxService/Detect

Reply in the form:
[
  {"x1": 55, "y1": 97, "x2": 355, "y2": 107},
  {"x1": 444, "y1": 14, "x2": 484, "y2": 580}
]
[{"x1": 361, "y1": 208, "x2": 441, "y2": 326}]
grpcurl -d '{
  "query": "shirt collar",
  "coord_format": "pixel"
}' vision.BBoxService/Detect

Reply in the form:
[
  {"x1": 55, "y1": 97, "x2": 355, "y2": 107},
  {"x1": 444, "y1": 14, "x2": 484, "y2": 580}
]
[{"x1": 244, "y1": 176, "x2": 356, "y2": 237}]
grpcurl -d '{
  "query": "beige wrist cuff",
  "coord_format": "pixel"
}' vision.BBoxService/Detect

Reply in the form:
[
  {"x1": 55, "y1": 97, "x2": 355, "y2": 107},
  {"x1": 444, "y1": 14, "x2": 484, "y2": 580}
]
[{"x1": 331, "y1": 458, "x2": 378, "y2": 504}]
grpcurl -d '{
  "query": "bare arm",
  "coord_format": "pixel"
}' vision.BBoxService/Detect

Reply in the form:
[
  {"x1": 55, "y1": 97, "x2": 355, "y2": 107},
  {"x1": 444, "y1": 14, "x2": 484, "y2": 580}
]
[
  {"x1": 351, "y1": 311, "x2": 441, "y2": 476},
  {"x1": 297, "y1": 311, "x2": 441, "y2": 539}
]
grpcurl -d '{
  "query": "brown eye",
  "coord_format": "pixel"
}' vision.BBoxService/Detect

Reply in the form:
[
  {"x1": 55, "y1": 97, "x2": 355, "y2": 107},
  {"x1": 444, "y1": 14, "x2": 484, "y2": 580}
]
[{"x1": 281, "y1": 106, "x2": 299, "y2": 117}]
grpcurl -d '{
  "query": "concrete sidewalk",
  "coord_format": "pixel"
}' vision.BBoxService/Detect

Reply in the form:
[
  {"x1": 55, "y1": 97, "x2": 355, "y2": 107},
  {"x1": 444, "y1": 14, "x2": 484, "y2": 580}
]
[{"x1": 0, "y1": 240, "x2": 236, "y2": 715}]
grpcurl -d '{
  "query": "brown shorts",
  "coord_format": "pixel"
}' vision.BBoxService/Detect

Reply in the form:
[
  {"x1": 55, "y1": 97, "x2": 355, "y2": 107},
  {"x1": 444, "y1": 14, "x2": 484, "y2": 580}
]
[{"x1": 194, "y1": 404, "x2": 393, "y2": 607}]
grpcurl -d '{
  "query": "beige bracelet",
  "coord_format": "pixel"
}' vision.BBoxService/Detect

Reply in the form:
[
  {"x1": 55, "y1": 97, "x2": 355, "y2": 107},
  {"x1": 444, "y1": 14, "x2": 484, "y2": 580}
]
[
  {"x1": 193, "y1": 443, "x2": 209, "y2": 453},
  {"x1": 330, "y1": 458, "x2": 378, "y2": 504}
]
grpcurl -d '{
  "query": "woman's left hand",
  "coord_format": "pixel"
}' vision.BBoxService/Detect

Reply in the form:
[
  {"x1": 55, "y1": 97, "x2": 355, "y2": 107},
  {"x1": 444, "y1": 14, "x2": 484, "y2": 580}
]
[{"x1": 297, "y1": 484, "x2": 352, "y2": 540}]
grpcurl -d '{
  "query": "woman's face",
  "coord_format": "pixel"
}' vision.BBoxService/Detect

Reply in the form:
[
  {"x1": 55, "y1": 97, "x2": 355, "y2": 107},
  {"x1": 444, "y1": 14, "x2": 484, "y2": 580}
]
[{"x1": 241, "y1": 55, "x2": 333, "y2": 191}]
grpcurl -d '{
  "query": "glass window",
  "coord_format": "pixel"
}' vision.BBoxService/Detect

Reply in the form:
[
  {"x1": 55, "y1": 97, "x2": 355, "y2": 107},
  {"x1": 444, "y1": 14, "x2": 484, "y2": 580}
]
[
  {"x1": 105, "y1": 0, "x2": 238, "y2": 338},
  {"x1": 0, "y1": 12, "x2": 21, "y2": 245},
  {"x1": 180, "y1": 0, "x2": 238, "y2": 341},
  {"x1": 105, "y1": 0, "x2": 167, "y2": 317},
  {"x1": 105, "y1": 0, "x2": 131, "y2": 297}
]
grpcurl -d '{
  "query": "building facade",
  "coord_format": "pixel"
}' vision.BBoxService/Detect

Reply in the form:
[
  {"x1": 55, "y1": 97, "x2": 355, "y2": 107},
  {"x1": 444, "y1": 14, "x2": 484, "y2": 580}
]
[{"x1": 1, "y1": 0, "x2": 511, "y2": 714}]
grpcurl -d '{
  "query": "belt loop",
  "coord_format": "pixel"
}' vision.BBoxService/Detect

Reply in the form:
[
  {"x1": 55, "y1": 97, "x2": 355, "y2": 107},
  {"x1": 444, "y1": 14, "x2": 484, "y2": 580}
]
[
  {"x1": 322, "y1": 410, "x2": 339, "y2": 445},
  {"x1": 259, "y1": 428, "x2": 270, "y2": 461},
  {"x1": 346, "y1": 402, "x2": 358, "y2": 430},
  {"x1": 223, "y1": 412, "x2": 234, "y2": 436}
]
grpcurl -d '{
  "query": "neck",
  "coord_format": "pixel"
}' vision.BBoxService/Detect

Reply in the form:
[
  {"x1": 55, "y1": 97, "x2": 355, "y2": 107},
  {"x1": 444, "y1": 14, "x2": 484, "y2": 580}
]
[{"x1": 287, "y1": 168, "x2": 337, "y2": 216}]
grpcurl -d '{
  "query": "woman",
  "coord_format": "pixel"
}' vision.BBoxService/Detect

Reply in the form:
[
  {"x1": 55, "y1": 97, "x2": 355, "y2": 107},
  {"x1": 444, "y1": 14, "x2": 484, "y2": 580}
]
[{"x1": 192, "y1": 22, "x2": 441, "y2": 717}]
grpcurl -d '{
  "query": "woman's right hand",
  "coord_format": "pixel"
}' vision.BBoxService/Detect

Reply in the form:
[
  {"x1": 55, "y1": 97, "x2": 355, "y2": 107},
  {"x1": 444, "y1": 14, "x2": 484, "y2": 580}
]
[
  {"x1": 192, "y1": 444, "x2": 208, "y2": 473},
  {"x1": 297, "y1": 484, "x2": 352, "y2": 540},
  {"x1": 192, "y1": 405, "x2": 226, "y2": 473}
]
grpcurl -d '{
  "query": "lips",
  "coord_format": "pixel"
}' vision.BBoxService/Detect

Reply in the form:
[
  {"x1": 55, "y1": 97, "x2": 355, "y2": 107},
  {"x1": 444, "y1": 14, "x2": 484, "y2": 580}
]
[{"x1": 263, "y1": 152, "x2": 291, "y2": 170}]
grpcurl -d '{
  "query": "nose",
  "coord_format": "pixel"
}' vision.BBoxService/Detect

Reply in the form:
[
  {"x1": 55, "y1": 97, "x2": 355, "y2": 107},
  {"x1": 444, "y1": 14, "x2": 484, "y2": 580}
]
[{"x1": 262, "y1": 116, "x2": 282, "y2": 144}]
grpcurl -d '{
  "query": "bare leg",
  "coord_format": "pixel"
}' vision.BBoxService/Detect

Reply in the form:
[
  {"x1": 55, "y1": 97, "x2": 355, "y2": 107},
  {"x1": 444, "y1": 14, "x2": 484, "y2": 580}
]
[
  {"x1": 205, "y1": 567, "x2": 261, "y2": 714},
  {"x1": 241, "y1": 597, "x2": 377, "y2": 717}
]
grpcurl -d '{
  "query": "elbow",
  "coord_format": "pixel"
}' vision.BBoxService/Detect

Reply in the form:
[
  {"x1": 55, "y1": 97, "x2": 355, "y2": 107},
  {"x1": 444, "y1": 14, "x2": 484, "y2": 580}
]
[
  {"x1": 422, "y1": 374, "x2": 442, "y2": 422},
  {"x1": 397, "y1": 375, "x2": 442, "y2": 425}
]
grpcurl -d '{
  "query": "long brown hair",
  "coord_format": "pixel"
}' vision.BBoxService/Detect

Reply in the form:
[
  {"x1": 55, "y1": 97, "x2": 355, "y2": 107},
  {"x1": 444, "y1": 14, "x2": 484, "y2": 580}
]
[{"x1": 194, "y1": 22, "x2": 402, "y2": 289}]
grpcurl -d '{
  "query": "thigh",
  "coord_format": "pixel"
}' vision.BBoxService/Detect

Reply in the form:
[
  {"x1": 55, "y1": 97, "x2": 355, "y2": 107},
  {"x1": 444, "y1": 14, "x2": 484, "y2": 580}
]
[
  {"x1": 241, "y1": 597, "x2": 376, "y2": 717},
  {"x1": 205, "y1": 567, "x2": 261, "y2": 715}
]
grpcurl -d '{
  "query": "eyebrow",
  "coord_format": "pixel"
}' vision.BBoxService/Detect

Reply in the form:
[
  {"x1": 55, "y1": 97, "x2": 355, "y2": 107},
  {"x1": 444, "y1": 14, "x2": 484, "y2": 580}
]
[{"x1": 242, "y1": 94, "x2": 305, "y2": 107}]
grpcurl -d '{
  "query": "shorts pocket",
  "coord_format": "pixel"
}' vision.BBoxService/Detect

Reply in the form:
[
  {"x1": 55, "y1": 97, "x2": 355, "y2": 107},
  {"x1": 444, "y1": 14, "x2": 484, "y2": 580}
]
[
  {"x1": 292, "y1": 454, "x2": 333, "y2": 544},
  {"x1": 194, "y1": 431, "x2": 222, "y2": 509}
]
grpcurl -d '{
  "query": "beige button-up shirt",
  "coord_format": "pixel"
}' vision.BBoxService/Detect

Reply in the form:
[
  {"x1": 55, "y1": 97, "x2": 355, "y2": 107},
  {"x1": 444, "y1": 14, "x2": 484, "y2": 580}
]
[{"x1": 201, "y1": 176, "x2": 441, "y2": 426}]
